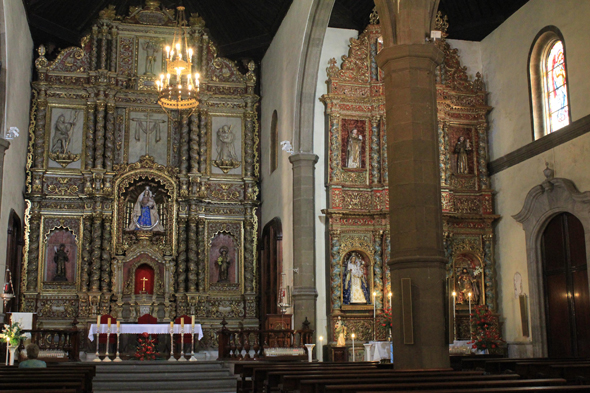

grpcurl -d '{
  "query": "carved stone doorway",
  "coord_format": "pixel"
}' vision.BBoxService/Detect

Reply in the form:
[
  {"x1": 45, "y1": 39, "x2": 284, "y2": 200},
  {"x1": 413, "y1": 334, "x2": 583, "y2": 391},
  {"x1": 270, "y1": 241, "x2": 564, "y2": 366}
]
[{"x1": 541, "y1": 212, "x2": 590, "y2": 358}]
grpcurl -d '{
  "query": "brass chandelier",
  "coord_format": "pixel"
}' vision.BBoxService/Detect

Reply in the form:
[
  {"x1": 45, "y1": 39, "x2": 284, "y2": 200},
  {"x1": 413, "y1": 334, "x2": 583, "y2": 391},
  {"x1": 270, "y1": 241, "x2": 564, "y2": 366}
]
[{"x1": 156, "y1": 5, "x2": 199, "y2": 118}]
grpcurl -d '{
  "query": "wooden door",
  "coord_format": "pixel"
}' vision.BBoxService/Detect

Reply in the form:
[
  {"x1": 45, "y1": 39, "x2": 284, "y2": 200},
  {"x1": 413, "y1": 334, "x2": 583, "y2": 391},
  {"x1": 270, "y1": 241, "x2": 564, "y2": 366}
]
[
  {"x1": 4, "y1": 210, "x2": 23, "y2": 313},
  {"x1": 259, "y1": 218, "x2": 282, "y2": 326},
  {"x1": 541, "y1": 212, "x2": 590, "y2": 358}
]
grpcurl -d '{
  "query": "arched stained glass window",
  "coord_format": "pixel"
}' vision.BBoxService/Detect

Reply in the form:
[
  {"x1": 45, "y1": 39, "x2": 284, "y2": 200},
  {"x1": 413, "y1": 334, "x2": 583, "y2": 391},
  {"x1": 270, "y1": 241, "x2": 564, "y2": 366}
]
[
  {"x1": 544, "y1": 41, "x2": 569, "y2": 133},
  {"x1": 529, "y1": 27, "x2": 571, "y2": 140}
]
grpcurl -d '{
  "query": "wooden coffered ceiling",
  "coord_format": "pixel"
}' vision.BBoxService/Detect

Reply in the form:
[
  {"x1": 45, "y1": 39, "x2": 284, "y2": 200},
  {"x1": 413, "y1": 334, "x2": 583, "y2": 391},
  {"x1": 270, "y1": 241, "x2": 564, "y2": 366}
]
[{"x1": 24, "y1": 0, "x2": 530, "y2": 62}]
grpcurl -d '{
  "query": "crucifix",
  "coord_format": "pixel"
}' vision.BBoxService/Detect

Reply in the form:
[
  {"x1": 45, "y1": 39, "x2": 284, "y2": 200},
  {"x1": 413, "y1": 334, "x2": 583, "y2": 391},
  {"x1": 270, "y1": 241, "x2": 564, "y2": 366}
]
[
  {"x1": 131, "y1": 113, "x2": 166, "y2": 156},
  {"x1": 141, "y1": 276, "x2": 149, "y2": 292}
]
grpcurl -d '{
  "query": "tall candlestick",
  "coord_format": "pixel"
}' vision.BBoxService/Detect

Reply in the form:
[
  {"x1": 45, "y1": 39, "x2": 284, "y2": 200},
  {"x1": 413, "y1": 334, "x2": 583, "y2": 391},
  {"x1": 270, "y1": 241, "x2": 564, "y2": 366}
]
[
  {"x1": 468, "y1": 292, "x2": 472, "y2": 337},
  {"x1": 181, "y1": 319, "x2": 185, "y2": 330},
  {"x1": 191, "y1": 315, "x2": 195, "y2": 328},
  {"x1": 388, "y1": 292, "x2": 392, "y2": 311},
  {"x1": 117, "y1": 320, "x2": 120, "y2": 330},
  {"x1": 319, "y1": 336, "x2": 324, "y2": 362},
  {"x1": 107, "y1": 318, "x2": 111, "y2": 330},
  {"x1": 97, "y1": 316, "x2": 101, "y2": 330},
  {"x1": 373, "y1": 292, "x2": 377, "y2": 341},
  {"x1": 453, "y1": 291, "x2": 457, "y2": 342},
  {"x1": 351, "y1": 333, "x2": 355, "y2": 362}
]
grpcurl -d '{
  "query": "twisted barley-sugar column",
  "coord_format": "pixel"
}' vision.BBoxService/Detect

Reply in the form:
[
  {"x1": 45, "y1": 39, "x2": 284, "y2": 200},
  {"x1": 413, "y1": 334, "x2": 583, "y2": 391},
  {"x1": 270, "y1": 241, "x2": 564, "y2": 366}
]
[
  {"x1": 197, "y1": 218, "x2": 206, "y2": 292},
  {"x1": 105, "y1": 101, "x2": 116, "y2": 171},
  {"x1": 180, "y1": 113, "x2": 190, "y2": 174},
  {"x1": 94, "y1": 100, "x2": 106, "y2": 169},
  {"x1": 86, "y1": 101, "x2": 96, "y2": 169},
  {"x1": 198, "y1": 109, "x2": 208, "y2": 173},
  {"x1": 244, "y1": 207, "x2": 255, "y2": 293},
  {"x1": 187, "y1": 216, "x2": 198, "y2": 292},
  {"x1": 244, "y1": 111, "x2": 254, "y2": 178},
  {"x1": 100, "y1": 24, "x2": 108, "y2": 70},
  {"x1": 110, "y1": 28, "x2": 118, "y2": 72},
  {"x1": 189, "y1": 113, "x2": 200, "y2": 173},
  {"x1": 81, "y1": 217, "x2": 93, "y2": 292},
  {"x1": 101, "y1": 217, "x2": 112, "y2": 292},
  {"x1": 91, "y1": 26, "x2": 99, "y2": 71},
  {"x1": 26, "y1": 213, "x2": 41, "y2": 291},
  {"x1": 176, "y1": 217, "x2": 188, "y2": 293},
  {"x1": 373, "y1": 231, "x2": 384, "y2": 310},
  {"x1": 34, "y1": 94, "x2": 47, "y2": 168},
  {"x1": 90, "y1": 215, "x2": 103, "y2": 291},
  {"x1": 370, "y1": 116, "x2": 381, "y2": 184},
  {"x1": 201, "y1": 34, "x2": 208, "y2": 80}
]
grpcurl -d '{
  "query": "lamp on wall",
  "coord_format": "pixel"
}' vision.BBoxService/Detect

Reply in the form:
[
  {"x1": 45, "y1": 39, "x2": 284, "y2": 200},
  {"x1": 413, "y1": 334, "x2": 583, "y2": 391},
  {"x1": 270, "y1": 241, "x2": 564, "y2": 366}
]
[{"x1": 156, "y1": 5, "x2": 199, "y2": 119}]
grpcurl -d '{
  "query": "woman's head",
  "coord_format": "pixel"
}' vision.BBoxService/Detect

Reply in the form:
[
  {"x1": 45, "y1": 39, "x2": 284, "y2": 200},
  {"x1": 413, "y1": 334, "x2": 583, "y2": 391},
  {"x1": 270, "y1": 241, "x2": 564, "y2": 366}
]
[{"x1": 26, "y1": 343, "x2": 40, "y2": 359}]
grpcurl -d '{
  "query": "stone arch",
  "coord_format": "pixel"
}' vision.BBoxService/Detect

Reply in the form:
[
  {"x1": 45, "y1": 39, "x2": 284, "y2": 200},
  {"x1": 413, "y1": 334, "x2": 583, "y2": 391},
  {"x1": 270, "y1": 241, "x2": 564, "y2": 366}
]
[{"x1": 513, "y1": 174, "x2": 590, "y2": 357}]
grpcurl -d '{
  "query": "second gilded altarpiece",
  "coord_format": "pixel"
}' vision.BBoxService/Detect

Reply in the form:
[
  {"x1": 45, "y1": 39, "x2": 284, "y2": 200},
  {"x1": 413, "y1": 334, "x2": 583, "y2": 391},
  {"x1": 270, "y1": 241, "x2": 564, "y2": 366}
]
[
  {"x1": 22, "y1": 2, "x2": 259, "y2": 348},
  {"x1": 321, "y1": 12, "x2": 500, "y2": 345}
]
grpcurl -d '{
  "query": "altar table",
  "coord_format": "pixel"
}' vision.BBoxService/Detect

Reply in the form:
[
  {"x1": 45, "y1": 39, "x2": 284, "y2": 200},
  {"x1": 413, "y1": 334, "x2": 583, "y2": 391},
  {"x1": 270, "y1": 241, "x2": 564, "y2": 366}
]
[
  {"x1": 369, "y1": 340, "x2": 393, "y2": 362},
  {"x1": 88, "y1": 324, "x2": 203, "y2": 341}
]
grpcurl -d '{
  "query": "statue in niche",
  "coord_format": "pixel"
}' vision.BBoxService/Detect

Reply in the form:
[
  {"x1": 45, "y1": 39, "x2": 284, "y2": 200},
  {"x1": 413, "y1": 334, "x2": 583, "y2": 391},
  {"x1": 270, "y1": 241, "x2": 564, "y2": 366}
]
[
  {"x1": 127, "y1": 186, "x2": 164, "y2": 232},
  {"x1": 456, "y1": 267, "x2": 481, "y2": 305},
  {"x1": 213, "y1": 125, "x2": 241, "y2": 173},
  {"x1": 132, "y1": 113, "x2": 166, "y2": 155},
  {"x1": 346, "y1": 128, "x2": 363, "y2": 168},
  {"x1": 52, "y1": 244, "x2": 69, "y2": 282},
  {"x1": 142, "y1": 40, "x2": 158, "y2": 75},
  {"x1": 51, "y1": 112, "x2": 80, "y2": 154},
  {"x1": 216, "y1": 246, "x2": 231, "y2": 283},
  {"x1": 335, "y1": 316, "x2": 347, "y2": 347},
  {"x1": 454, "y1": 136, "x2": 472, "y2": 174},
  {"x1": 343, "y1": 252, "x2": 371, "y2": 305}
]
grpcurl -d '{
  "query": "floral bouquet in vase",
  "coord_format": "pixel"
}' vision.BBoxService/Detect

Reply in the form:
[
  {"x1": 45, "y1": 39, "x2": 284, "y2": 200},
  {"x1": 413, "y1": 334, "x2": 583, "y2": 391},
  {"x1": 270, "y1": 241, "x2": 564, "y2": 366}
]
[
  {"x1": 0, "y1": 321, "x2": 27, "y2": 347},
  {"x1": 135, "y1": 332, "x2": 156, "y2": 361},
  {"x1": 381, "y1": 308, "x2": 393, "y2": 340},
  {"x1": 469, "y1": 305, "x2": 504, "y2": 353}
]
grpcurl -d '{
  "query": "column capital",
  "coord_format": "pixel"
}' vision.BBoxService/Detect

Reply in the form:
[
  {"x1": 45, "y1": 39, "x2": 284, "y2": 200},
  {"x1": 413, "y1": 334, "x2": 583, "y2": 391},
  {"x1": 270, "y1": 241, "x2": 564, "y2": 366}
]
[
  {"x1": 289, "y1": 152, "x2": 319, "y2": 166},
  {"x1": 0, "y1": 138, "x2": 10, "y2": 154}
]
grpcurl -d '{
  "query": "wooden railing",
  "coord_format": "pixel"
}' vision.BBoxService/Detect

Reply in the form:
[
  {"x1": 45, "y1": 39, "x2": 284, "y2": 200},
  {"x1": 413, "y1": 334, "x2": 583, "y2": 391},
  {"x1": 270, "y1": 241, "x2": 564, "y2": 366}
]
[
  {"x1": 217, "y1": 318, "x2": 314, "y2": 360},
  {"x1": 21, "y1": 326, "x2": 81, "y2": 362}
]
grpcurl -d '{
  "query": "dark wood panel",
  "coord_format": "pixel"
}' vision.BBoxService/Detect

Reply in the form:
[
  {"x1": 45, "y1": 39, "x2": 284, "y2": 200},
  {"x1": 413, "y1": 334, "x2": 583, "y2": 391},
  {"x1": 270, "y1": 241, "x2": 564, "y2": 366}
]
[
  {"x1": 573, "y1": 270, "x2": 590, "y2": 357},
  {"x1": 568, "y1": 214, "x2": 587, "y2": 268},
  {"x1": 545, "y1": 273, "x2": 571, "y2": 358},
  {"x1": 542, "y1": 214, "x2": 567, "y2": 272}
]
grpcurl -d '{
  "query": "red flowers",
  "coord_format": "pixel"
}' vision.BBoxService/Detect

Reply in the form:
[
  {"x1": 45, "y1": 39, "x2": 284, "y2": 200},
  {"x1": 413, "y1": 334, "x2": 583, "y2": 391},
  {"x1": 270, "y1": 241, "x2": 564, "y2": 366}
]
[
  {"x1": 470, "y1": 305, "x2": 504, "y2": 353},
  {"x1": 135, "y1": 332, "x2": 157, "y2": 361}
]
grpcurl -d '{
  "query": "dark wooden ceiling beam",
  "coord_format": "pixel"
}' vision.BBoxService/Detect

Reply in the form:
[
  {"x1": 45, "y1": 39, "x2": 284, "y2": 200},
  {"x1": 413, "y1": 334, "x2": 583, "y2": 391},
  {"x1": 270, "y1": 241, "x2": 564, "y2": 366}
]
[
  {"x1": 218, "y1": 34, "x2": 272, "y2": 58},
  {"x1": 28, "y1": 14, "x2": 80, "y2": 45},
  {"x1": 75, "y1": 0, "x2": 110, "y2": 31}
]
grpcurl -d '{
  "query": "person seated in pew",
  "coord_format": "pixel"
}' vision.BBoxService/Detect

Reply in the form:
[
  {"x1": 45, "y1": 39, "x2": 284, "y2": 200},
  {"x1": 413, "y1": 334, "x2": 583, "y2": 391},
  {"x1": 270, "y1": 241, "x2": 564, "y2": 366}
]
[{"x1": 18, "y1": 344, "x2": 47, "y2": 368}]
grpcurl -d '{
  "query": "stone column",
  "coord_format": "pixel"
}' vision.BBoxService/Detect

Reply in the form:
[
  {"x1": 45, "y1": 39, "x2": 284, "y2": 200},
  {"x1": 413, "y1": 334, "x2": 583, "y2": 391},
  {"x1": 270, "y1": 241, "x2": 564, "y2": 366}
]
[
  {"x1": 289, "y1": 153, "x2": 319, "y2": 328},
  {"x1": 377, "y1": 44, "x2": 448, "y2": 369},
  {"x1": 375, "y1": 0, "x2": 448, "y2": 369}
]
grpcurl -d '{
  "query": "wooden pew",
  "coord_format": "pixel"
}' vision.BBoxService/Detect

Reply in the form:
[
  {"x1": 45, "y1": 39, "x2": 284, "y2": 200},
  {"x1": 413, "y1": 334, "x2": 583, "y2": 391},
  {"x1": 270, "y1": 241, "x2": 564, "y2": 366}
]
[
  {"x1": 0, "y1": 381, "x2": 83, "y2": 393},
  {"x1": 0, "y1": 364, "x2": 95, "y2": 393},
  {"x1": 515, "y1": 361, "x2": 590, "y2": 379},
  {"x1": 322, "y1": 378, "x2": 567, "y2": 393},
  {"x1": 252, "y1": 364, "x2": 382, "y2": 393},
  {"x1": 484, "y1": 358, "x2": 589, "y2": 374},
  {"x1": 357, "y1": 387, "x2": 590, "y2": 393},
  {"x1": 293, "y1": 374, "x2": 519, "y2": 393},
  {"x1": 276, "y1": 370, "x2": 483, "y2": 393},
  {"x1": 548, "y1": 363, "x2": 590, "y2": 384}
]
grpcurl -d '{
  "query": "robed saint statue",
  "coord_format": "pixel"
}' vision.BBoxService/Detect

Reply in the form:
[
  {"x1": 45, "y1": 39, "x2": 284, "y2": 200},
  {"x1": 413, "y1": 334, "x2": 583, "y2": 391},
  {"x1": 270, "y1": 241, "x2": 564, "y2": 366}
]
[
  {"x1": 343, "y1": 253, "x2": 371, "y2": 305},
  {"x1": 127, "y1": 186, "x2": 164, "y2": 232}
]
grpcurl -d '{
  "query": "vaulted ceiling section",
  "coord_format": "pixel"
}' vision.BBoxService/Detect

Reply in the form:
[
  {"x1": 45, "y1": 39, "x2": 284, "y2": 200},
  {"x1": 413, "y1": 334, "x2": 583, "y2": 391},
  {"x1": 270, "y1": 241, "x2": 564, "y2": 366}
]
[{"x1": 24, "y1": 0, "x2": 530, "y2": 62}]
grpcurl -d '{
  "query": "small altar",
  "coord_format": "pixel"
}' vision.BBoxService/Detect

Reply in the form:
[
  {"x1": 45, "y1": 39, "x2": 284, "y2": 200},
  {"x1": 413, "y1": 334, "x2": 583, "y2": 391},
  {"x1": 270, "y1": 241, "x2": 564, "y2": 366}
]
[{"x1": 88, "y1": 323, "x2": 203, "y2": 341}]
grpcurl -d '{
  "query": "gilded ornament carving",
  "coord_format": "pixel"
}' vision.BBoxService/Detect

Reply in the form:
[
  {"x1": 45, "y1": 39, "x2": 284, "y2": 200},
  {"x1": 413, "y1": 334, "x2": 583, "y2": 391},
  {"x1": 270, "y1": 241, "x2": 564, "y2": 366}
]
[
  {"x1": 45, "y1": 177, "x2": 81, "y2": 196},
  {"x1": 244, "y1": 208, "x2": 255, "y2": 294},
  {"x1": 180, "y1": 113, "x2": 189, "y2": 174},
  {"x1": 197, "y1": 218, "x2": 207, "y2": 292},
  {"x1": 34, "y1": 95, "x2": 47, "y2": 169},
  {"x1": 330, "y1": 232, "x2": 341, "y2": 310},
  {"x1": 199, "y1": 109, "x2": 208, "y2": 173},
  {"x1": 26, "y1": 212, "x2": 41, "y2": 291},
  {"x1": 86, "y1": 101, "x2": 96, "y2": 169},
  {"x1": 81, "y1": 217, "x2": 92, "y2": 292},
  {"x1": 105, "y1": 101, "x2": 116, "y2": 171},
  {"x1": 329, "y1": 115, "x2": 341, "y2": 182},
  {"x1": 370, "y1": 116, "x2": 380, "y2": 184},
  {"x1": 483, "y1": 234, "x2": 495, "y2": 310},
  {"x1": 95, "y1": 100, "x2": 106, "y2": 169},
  {"x1": 373, "y1": 232, "x2": 383, "y2": 309}
]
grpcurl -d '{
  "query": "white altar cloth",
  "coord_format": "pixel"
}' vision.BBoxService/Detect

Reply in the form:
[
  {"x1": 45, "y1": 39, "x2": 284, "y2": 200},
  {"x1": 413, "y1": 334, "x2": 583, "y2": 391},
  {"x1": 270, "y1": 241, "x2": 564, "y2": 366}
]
[
  {"x1": 369, "y1": 341, "x2": 392, "y2": 361},
  {"x1": 88, "y1": 324, "x2": 203, "y2": 341}
]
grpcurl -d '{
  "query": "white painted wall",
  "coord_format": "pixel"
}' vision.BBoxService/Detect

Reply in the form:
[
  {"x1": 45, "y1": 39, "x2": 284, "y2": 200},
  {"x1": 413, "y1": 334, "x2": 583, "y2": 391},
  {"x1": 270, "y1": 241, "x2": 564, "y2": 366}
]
[
  {"x1": 475, "y1": 0, "x2": 590, "y2": 354},
  {"x1": 446, "y1": 39, "x2": 482, "y2": 76},
  {"x1": 313, "y1": 27, "x2": 358, "y2": 357},
  {"x1": 260, "y1": 0, "x2": 315, "y2": 318},
  {"x1": 0, "y1": 0, "x2": 33, "y2": 313},
  {"x1": 481, "y1": 0, "x2": 590, "y2": 160}
]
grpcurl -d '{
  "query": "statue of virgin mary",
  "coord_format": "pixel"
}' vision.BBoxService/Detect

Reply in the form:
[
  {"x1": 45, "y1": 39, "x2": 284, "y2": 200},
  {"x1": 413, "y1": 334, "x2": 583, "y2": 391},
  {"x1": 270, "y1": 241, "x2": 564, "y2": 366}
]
[
  {"x1": 127, "y1": 186, "x2": 164, "y2": 232},
  {"x1": 343, "y1": 253, "x2": 371, "y2": 305}
]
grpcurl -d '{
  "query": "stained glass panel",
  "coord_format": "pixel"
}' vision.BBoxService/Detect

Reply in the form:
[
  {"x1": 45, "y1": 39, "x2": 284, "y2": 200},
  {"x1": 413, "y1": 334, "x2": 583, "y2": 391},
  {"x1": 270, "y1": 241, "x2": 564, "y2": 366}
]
[{"x1": 544, "y1": 41, "x2": 569, "y2": 133}]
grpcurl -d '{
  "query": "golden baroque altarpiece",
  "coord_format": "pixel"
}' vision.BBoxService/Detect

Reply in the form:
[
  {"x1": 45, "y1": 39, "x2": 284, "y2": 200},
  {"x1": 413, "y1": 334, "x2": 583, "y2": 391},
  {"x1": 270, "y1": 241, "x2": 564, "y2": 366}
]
[
  {"x1": 321, "y1": 12, "x2": 500, "y2": 343},
  {"x1": 22, "y1": 2, "x2": 259, "y2": 348}
]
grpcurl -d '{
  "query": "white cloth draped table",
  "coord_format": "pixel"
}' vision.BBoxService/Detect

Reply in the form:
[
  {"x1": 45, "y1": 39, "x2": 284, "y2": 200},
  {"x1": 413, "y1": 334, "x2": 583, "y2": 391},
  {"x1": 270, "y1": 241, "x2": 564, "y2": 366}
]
[
  {"x1": 369, "y1": 340, "x2": 392, "y2": 361},
  {"x1": 88, "y1": 323, "x2": 203, "y2": 341}
]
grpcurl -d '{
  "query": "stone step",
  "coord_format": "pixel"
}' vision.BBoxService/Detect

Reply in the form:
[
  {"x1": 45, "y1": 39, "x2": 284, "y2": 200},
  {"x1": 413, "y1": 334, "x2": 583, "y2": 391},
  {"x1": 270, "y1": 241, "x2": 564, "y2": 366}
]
[{"x1": 91, "y1": 360, "x2": 237, "y2": 393}]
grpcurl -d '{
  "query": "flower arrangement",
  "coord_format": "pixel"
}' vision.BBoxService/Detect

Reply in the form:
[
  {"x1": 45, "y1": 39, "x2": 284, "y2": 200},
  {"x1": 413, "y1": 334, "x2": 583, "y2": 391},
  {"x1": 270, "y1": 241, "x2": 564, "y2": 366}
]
[
  {"x1": 0, "y1": 322, "x2": 27, "y2": 346},
  {"x1": 135, "y1": 332, "x2": 156, "y2": 361},
  {"x1": 469, "y1": 305, "x2": 504, "y2": 352},
  {"x1": 381, "y1": 308, "x2": 393, "y2": 336}
]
